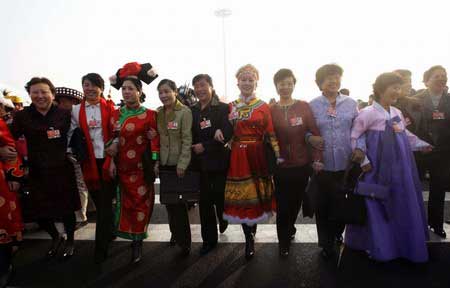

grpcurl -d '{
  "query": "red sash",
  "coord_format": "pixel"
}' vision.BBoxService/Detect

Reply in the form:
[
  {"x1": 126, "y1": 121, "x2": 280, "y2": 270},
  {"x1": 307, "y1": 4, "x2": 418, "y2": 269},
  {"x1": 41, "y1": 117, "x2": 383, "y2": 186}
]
[{"x1": 79, "y1": 98, "x2": 114, "y2": 190}]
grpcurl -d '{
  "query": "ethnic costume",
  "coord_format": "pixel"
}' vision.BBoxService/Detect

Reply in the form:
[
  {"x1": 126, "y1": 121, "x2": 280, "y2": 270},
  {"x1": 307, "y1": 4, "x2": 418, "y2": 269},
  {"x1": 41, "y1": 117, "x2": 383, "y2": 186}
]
[
  {"x1": 223, "y1": 96, "x2": 279, "y2": 225},
  {"x1": 113, "y1": 106, "x2": 159, "y2": 240},
  {"x1": 345, "y1": 102, "x2": 429, "y2": 262}
]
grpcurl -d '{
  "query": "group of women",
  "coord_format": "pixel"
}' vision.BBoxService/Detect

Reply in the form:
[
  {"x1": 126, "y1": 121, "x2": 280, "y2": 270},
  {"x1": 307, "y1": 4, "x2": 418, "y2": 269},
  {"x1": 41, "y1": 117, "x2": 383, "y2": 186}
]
[{"x1": 1, "y1": 63, "x2": 449, "y2": 285}]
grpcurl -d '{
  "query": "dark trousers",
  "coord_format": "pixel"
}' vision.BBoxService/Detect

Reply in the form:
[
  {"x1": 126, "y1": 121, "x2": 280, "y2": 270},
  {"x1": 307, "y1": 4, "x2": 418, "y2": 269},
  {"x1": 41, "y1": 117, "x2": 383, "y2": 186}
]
[
  {"x1": 166, "y1": 203, "x2": 191, "y2": 249},
  {"x1": 199, "y1": 171, "x2": 227, "y2": 245},
  {"x1": 315, "y1": 170, "x2": 346, "y2": 250},
  {"x1": 416, "y1": 152, "x2": 450, "y2": 229},
  {"x1": 90, "y1": 159, "x2": 114, "y2": 258},
  {"x1": 0, "y1": 244, "x2": 12, "y2": 277},
  {"x1": 242, "y1": 224, "x2": 257, "y2": 237},
  {"x1": 38, "y1": 213, "x2": 76, "y2": 241},
  {"x1": 274, "y1": 165, "x2": 311, "y2": 248}
]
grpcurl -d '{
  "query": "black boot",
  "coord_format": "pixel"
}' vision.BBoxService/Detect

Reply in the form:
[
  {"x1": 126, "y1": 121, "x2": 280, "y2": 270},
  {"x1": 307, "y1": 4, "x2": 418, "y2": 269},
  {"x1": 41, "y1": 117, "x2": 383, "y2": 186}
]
[
  {"x1": 131, "y1": 240, "x2": 143, "y2": 264},
  {"x1": 242, "y1": 224, "x2": 255, "y2": 260}
]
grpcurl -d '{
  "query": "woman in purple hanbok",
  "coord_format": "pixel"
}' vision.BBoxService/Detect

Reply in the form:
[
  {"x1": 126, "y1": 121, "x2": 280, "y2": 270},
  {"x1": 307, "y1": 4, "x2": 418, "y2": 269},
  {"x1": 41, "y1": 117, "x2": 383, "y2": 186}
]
[{"x1": 345, "y1": 72, "x2": 431, "y2": 263}]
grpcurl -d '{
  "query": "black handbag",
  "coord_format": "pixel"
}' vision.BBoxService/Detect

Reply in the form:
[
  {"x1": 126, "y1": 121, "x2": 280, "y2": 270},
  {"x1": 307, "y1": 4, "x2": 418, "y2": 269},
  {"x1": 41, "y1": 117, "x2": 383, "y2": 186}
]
[
  {"x1": 302, "y1": 174, "x2": 319, "y2": 218},
  {"x1": 159, "y1": 169, "x2": 200, "y2": 204},
  {"x1": 328, "y1": 163, "x2": 367, "y2": 225}
]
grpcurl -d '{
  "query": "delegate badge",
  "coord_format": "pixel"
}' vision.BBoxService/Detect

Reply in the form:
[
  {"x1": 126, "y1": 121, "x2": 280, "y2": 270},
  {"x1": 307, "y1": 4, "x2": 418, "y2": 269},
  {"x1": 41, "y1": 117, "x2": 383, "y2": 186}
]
[
  {"x1": 88, "y1": 119, "x2": 100, "y2": 128},
  {"x1": 200, "y1": 119, "x2": 212, "y2": 129},
  {"x1": 47, "y1": 127, "x2": 61, "y2": 139},
  {"x1": 289, "y1": 116, "x2": 303, "y2": 127},
  {"x1": 432, "y1": 110, "x2": 445, "y2": 120},
  {"x1": 167, "y1": 121, "x2": 179, "y2": 130},
  {"x1": 327, "y1": 107, "x2": 337, "y2": 118}
]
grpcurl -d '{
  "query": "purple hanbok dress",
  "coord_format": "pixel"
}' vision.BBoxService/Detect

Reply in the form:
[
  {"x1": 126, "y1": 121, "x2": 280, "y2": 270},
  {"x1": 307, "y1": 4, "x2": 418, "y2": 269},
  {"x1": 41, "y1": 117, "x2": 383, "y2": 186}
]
[{"x1": 345, "y1": 102, "x2": 430, "y2": 263}]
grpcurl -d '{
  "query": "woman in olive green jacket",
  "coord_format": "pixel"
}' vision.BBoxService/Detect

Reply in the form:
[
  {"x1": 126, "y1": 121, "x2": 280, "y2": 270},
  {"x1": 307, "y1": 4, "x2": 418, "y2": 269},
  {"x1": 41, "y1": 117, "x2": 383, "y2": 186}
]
[{"x1": 155, "y1": 79, "x2": 193, "y2": 256}]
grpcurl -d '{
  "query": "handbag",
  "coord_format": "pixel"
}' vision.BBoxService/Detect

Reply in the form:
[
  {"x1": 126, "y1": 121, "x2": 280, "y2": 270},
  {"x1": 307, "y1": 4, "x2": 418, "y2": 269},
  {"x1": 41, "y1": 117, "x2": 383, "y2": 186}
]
[
  {"x1": 302, "y1": 174, "x2": 319, "y2": 218},
  {"x1": 328, "y1": 163, "x2": 367, "y2": 225},
  {"x1": 263, "y1": 134, "x2": 277, "y2": 174},
  {"x1": 159, "y1": 169, "x2": 200, "y2": 204}
]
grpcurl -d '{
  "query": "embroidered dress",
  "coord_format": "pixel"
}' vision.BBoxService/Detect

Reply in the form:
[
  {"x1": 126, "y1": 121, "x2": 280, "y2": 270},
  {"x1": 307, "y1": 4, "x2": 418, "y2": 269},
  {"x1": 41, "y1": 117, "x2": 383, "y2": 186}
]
[
  {"x1": 223, "y1": 97, "x2": 279, "y2": 225},
  {"x1": 0, "y1": 119, "x2": 23, "y2": 244},
  {"x1": 113, "y1": 106, "x2": 159, "y2": 240},
  {"x1": 345, "y1": 102, "x2": 429, "y2": 262}
]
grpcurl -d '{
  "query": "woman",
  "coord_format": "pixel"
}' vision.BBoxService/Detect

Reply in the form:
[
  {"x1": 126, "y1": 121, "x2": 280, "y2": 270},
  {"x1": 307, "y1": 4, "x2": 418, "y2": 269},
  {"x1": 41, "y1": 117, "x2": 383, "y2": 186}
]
[
  {"x1": 156, "y1": 79, "x2": 193, "y2": 256},
  {"x1": 0, "y1": 118, "x2": 23, "y2": 286},
  {"x1": 223, "y1": 64, "x2": 280, "y2": 260},
  {"x1": 191, "y1": 74, "x2": 232, "y2": 255},
  {"x1": 270, "y1": 69, "x2": 323, "y2": 257},
  {"x1": 107, "y1": 77, "x2": 159, "y2": 263},
  {"x1": 308, "y1": 64, "x2": 366, "y2": 260},
  {"x1": 11, "y1": 77, "x2": 80, "y2": 259},
  {"x1": 345, "y1": 72, "x2": 431, "y2": 262}
]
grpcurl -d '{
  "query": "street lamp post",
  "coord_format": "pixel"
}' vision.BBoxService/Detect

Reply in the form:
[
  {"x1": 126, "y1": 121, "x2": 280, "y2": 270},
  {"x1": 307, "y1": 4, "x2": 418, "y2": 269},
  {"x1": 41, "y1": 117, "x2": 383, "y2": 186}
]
[{"x1": 214, "y1": 8, "x2": 232, "y2": 100}]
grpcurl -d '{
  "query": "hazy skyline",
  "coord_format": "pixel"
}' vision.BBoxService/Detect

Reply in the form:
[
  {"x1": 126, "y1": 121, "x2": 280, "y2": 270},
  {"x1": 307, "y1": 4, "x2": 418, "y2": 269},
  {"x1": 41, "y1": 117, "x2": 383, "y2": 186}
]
[{"x1": 1, "y1": 0, "x2": 449, "y2": 108}]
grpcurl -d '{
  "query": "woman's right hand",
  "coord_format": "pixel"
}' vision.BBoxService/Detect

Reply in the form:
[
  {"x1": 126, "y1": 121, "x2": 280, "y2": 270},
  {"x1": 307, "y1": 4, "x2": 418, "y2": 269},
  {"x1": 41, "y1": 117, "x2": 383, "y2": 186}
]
[
  {"x1": 308, "y1": 136, "x2": 324, "y2": 150},
  {"x1": 0, "y1": 145, "x2": 17, "y2": 161},
  {"x1": 108, "y1": 160, "x2": 117, "y2": 179},
  {"x1": 105, "y1": 142, "x2": 119, "y2": 157},
  {"x1": 214, "y1": 129, "x2": 225, "y2": 143},
  {"x1": 177, "y1": 168, "x2": 185, "y2": 178}
]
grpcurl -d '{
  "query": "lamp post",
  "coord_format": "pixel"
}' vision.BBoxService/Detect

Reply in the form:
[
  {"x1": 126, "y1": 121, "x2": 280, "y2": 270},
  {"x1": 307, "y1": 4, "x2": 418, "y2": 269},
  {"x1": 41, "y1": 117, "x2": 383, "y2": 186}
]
[{"x1": 214, "y1": 8, "x2": 232, "y2": 100}]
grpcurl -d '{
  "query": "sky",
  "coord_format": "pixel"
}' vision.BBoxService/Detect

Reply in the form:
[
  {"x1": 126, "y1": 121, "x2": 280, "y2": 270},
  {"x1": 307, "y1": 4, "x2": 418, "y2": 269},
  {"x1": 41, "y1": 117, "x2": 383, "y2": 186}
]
[{"x1": 1, "y1": 0, "x2": 449, "y2": 109}]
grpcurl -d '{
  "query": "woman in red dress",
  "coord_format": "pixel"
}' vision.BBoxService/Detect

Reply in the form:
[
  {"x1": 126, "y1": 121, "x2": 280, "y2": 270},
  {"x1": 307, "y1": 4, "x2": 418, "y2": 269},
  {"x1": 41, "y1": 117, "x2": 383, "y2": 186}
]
[
  {"x1": 0, "y1": 118, "x2": 23, "y2": 285},
  {"x1": 108, "y1": 77, "x2": 159, "y2": 263},
  {"x1": 223, "y1": 64, "x2": 281, "y2": 260}
]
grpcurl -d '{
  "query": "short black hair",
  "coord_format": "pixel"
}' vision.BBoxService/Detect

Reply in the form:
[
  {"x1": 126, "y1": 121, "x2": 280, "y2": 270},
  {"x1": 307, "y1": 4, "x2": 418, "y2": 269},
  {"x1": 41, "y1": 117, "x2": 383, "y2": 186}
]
[
  {"x1": 315, "y1": 64, "x2": 343, "y2": 88},
  {"x1": 25, "y1": 77, "x2": 56, "y2": 95},
  {"x1": 273, "y1": 69, "x2": 296, "y2": 86},
  {"x1": 372, "y1": 72, "x2": 404, "y2": 101},
  {"x1": 192, "y1": 74, "x2": 214, "y2": 87},
  {"x1": 157, "y1": 79, "x2": 177, "y2": 92},
  {"x1": 423, "y1": 65, "x2": 446, "y2": 83}
]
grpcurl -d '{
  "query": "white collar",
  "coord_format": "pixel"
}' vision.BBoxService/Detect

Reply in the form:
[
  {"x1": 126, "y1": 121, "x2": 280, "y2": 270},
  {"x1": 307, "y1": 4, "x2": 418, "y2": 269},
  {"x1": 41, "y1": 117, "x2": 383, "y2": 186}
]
[{"x1": 373, "y1": 101, "x2": 393, "y2": 120}]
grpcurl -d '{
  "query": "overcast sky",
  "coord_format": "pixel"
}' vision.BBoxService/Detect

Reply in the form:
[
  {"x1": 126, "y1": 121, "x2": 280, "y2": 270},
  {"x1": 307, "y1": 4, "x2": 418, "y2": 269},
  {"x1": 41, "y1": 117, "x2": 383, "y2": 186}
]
[{"x1": 1, "y1": 0, "x2": 449, "y2": 108}]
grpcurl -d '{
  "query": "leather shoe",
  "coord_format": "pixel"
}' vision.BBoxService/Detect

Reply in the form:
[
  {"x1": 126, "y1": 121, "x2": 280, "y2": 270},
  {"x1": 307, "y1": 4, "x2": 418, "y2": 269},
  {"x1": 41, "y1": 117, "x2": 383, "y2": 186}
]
[
  {"x1": 279, "y1": 246, "x2": 289, "y2": 257},
  {"x1": 320, "y1": 248, "x2": 336, "y2": 260},
  {"x1": 46, "y1": 236, "x2": 64, "y2": 258},
  {"x1": 180, "y1": 246, "x2": 191, "y2": 257},
  {"x1": 219, "y1": 221, "x2": 228, "y2": 234},
  {"x1": 62, "y1": 242, "x2": 75, "y2": 260},
  {"x1": 200, "y1": 242, "x2": 217, "y2": 255},
  {"x1": 74, "y1": 221, "x2": 88, "y2": 231},
  {"x1": 0, "y1": 264, "x2": 12, "y2": 288},
  {"x1": 431, "y1": 227, "x2": 447, "y2": 238},
  {"x1": 169, "y1": 234, "x2": 176, "y2": 246},
  {"x1": 336, "y1": 234, "x2": 344, "y2": 244},
  {"x1": 245, "y1": 234, "x2": 255, "y2": 260}
]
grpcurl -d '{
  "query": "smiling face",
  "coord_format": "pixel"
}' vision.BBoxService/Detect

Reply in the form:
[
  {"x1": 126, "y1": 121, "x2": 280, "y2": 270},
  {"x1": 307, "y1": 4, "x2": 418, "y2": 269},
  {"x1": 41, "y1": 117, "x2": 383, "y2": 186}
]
[
  {"x1": 426, "y1": 68, "x2": 447, "y2": 95},
  {"x1": 379, "y1": 83, "x2": 402, "y2": 106},
  {"x1": 29, "y1": 83, "x2": 54, "y2": 112},
  {"x1": 158, "y1": 83, "x2": 177, "y2": 107},
  {"x1": 82, "y1": 79, "x2": 102, "y2": 102},
  {"x1": 237, "y1": 74, "x2": 257, "y2": 97},
  {"x1": 122, "y1": 80, "x2": 141, "y2": 107},
  {"x1": 320, "y1": 74, "x2": 341, "y2": 95},
  {"x1": 276, "y1": 76, "x2": 295, "y2": 101},
  {"x1": 193, "y1": 78, "x2": 213, "y2": 103}
]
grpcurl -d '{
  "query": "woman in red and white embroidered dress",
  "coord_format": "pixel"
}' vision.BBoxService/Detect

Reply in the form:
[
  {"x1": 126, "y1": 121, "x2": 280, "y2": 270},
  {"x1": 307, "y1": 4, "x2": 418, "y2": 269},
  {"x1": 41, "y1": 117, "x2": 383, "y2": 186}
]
[
  {"x1": 223, "y1": 64, "x2": 280, "y2": 260},
  {"x1": 108, "y1": 77, "x2": 159, "y2": 263}
]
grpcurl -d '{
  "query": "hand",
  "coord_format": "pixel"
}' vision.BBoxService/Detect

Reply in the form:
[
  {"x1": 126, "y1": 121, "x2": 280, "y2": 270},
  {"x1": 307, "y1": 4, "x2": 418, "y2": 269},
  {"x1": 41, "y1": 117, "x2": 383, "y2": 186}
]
[
  {"x1": 308, "y1": 136, "x2": 324, "y2": 150},
  {"x1": 8, "y1": 181, "x2": 20, "y2": 192},
  {"x1": 108, "y1": 160, "x2": 117, "y2": 179},
  {"x1": 16, "y1": 231, "x2": 23, "y2": 242},
  {"x1": 276, "y1": 158, "x2": 285, "y2": 165},
  {"x1": 0, "y1": 145, "x2": 17, "y2": 161},
  {"x1": 420, "y1": 145, "x2": 433, "y2": 154},
  {"x1": 351, "y1": 149, "x2": 365, "y2": 164},
  {"x1": 192, "y1": 143, "x2": 205, "y2": 155},
  {"x1": 147, "y1": 128, "x2": 157, "y2": 140},
  {"x1": 214, "y1": 129, "x2": 225, "y2": 143},
  {"x1": 105, "y1": 143, "x2": 119, "y2": 157},
  {"x1": 177, "y1": 168, "x2": 185, "y2": 178},
  {"x1": 312, "y1": 161, "x2": 324, "y2": 174},
  {"x1": 361, "y1": 163, "x2": 372, "y2": 173},
  {"x1": 154, "y1": 162, "x2": 159, "y2": 178}
]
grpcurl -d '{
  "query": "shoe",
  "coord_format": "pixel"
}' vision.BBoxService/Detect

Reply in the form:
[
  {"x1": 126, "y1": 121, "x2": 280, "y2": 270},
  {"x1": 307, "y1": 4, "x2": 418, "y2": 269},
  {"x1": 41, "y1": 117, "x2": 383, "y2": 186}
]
[
  {"x1": 180, "y1": 246, "x2": 191, "y2": 257},
  {"x1": 131, "y1": 241, "x2": 143, "y2": 264},
  {"x1": 169, "y1": 234, "x2": 176, "y2": 247},
  {"x1": 200, "y1": 242, "x2": 217, "y2": 255},
  {"x1": 74, "y1": 221, "x2": 88, "y2": 231},
  {"x1": 290, "y1": 232, "x2": 296, "y2": 241},
  {"x1": 46, "y1": 236, "x2": 64, "y2": 258},
  {"x1": 430, "y1": 227, "x2": 447, "y2": 238},
  {"x1": 0, "y1": 264, "x2": 12, "y2": 288},
  {"x1": 62, "y1": 241, "x2": 75, "y2": 260},
  {"x1": 279, "y1": 246, "x2": 289, "y2": 258},
  {"x1": 219, "y1": 221, "x2": 228, "y2": 234},
  {"x1": 336, "y1": 234, "x2": 344, "y2": 244},
  {"x1": 320, "y1": 248, "x2": 336, "y2": 260},
  {"x1": 245, "y1": 234, "x2": 255, "y2": 260}
]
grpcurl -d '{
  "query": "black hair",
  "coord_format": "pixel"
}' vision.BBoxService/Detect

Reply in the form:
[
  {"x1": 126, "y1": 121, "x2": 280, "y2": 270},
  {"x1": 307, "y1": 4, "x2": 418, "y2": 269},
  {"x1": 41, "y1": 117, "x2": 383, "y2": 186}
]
[
  {"x1": 273, "y1": 69, "x2": 297, "y2": 86},
  {"x1": 82, "y1": 73, "x2": 105, "y2": 91},
  {"x1": 25, "y1": 77, "x2": 56, "y2": 95},
  {"x1": 157, "y1": 79, "x2": 177, "y2": 92}
]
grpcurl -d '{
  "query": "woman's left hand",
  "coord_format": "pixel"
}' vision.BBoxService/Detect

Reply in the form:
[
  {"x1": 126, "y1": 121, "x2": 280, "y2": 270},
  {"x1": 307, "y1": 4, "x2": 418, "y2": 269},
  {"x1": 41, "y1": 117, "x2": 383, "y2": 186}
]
[
  {"x1": 105, "y1": 143, "x2": 119, "y2": 157},
  {"x1": 351, "y1": 149, "x2": 365, "y2": 163},
  {"x1": 177, "y1": 168, "x2": 185, "y2": 178},
  {"x1": 108, "y1": 160, "x2": 117, "y2": 178},
  {"x1": 8, "y1": 181, "x2": 20, "y2": 192},
  {"x1": 147, "y1": 128, "x2": 157, "y2": 140}
]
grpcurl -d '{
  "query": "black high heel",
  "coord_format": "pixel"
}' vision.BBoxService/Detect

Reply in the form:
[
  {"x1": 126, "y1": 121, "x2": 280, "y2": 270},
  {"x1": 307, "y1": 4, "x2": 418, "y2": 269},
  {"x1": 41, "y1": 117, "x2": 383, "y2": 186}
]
[
  {"x1": 46, "y1": 236, "x2": 64, "y2": 258},
  {"x1": 131, "y1": 240, "x2": 143, "y2": 263},
  {"x1": 62, "y1": 240, "x2": 75, "y2": 260},
  {"x1": 245, "y1": 233, "x2": 255, "y2": 260}
]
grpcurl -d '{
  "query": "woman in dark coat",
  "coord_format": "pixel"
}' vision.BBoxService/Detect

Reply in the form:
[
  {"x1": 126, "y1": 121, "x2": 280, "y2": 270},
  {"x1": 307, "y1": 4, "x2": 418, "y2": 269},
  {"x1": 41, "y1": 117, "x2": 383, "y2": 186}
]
[{"x1": 11, "y1": 77, "x2": 80, "y2": 259}]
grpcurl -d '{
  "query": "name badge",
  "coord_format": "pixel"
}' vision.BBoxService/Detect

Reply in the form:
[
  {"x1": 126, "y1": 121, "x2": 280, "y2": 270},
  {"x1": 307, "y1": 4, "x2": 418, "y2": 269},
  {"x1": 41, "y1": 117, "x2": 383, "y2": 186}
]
[
  {"x1": 289, "y1": 117, "x2": 303, "y2": 127},
  {"x1": 167, "y1": 121, "x2": 178, "y2": 129},
  {"x1": 200, "y1": 119, "x2": 212, "y2": 129},
  {"x1": 88, "y1": 119, "x2": 100, "y2": 128},
  {"x1": 327, "y1": 107, "x2": 337, "y2": 118},
  {"x1": 47, "y1": 128, "x2": 61, "y2": 139},
  {"x1": 432, "y1": 111, "x2": 445, "y2": 120},
  {"x1": 404, "y1": 117, "x2": 412, "y2": 126},
  {"x1": 392, "y1": 122, "x2": 402, "y2": 133}
]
